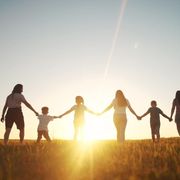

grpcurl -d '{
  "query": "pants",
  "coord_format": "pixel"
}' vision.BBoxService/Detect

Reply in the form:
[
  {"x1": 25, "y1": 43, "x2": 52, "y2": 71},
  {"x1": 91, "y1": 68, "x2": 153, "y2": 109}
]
[{"x1": 113, "y1": 113, "x2": 127, "y2": 143}]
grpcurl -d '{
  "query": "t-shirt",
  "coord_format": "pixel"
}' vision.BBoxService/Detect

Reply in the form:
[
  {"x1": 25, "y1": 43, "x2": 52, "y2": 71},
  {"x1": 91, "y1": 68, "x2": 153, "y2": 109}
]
[
  {"x1": 147, "y1": 107, "x2": 163, "y2": 123},
  {"x1": 112, "y1": 99, "x2": 129, "y2": 115},
  {"x1": 37, "y1": 114, "x2": 54, "y2": 131},
  {"x1": 6, "y1": 93, "x2": 27, "y2": 108},
  {"x1": 70, "y1": 104, "x2": 88, "y2": 122}
]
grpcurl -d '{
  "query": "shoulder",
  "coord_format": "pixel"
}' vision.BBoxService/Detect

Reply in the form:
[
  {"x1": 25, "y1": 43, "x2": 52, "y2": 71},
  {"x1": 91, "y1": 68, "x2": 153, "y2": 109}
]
[
  {"x1": 174, "y1": 99, "x2": 180, "y2": 106},
  {"x1": 37, "y1": 115, "x2": 43, "y2": 119},
  {"x1": 71, "y1": 105, "x2": 76, "y2": 110},
  {"x1": 157, "y1": 107, "x2": 162, "y2": 111},
  {"x1": 82, "y1": 104, "x2": 87, "y2": 109},
  {"x1": 148, "y1": 107, "x2": 152, "y2": 112},
  {"x1": 126, "y1": 99, "x2": 130, "y2": 106},
  {"x1": 47, "y1": 115, "x2": 54, "y2": 120},
  {"x1": 15, "y1": 93, "x2": 26, "y2": 100},
  {"x1": 6, "y1": 94, "x2": 12, "y2": 100},
  {"x1": 112, "y1": 99, "x2": 116, "y2": 104}
]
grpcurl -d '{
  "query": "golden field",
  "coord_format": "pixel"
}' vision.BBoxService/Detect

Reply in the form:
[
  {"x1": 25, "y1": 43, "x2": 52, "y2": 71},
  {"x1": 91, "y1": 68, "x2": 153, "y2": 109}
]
[{"x1": 0, "y1": 138, "x2": 180, "y2": 180}]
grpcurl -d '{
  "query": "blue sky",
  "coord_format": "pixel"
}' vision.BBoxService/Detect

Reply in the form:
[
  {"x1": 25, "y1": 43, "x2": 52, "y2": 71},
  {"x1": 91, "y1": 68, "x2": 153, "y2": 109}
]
[{"x1": 0, "y1": 0, "x2": 180, "y2": 140}]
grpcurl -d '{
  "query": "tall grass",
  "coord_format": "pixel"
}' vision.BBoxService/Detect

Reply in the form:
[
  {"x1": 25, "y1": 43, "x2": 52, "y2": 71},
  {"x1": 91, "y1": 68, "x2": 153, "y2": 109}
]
[{"x1": 0, "y1": 138, "x2": 180, "y2": 180}]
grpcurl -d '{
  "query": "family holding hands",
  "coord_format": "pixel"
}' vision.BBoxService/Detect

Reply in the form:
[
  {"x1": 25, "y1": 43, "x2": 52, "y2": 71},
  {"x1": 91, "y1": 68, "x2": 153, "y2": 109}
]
[{"x1": 1, "y1": 84, "x2": 180, "y2": 145}]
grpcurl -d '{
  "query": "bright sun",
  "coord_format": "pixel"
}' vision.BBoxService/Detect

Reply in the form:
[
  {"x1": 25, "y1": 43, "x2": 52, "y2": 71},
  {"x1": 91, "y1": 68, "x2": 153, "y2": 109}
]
[{"x1": 82, "y1": 114, "x2": 116, "y2": 141}]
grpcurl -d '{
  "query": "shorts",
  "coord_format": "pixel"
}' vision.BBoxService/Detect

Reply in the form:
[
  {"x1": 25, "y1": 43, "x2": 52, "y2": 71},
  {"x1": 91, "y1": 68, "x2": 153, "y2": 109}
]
[{"x1": 5, "y1": 108, "x2": 24, "y2": 130}]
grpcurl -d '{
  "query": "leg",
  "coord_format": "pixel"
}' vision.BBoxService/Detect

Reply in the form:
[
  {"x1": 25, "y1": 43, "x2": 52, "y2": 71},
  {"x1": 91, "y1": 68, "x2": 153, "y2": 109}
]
[
  {"x1": 151, "y1": 124, "x2": 156, "y2": 142},
  {"x1": 73, "y1": 122, "x2": 79, "y2": 141},
  {"x1": 43, "y1": 131, "x2": 51, "y2": 142},
  {"x1": 79, "y1": 124, "x2": 85, "y2": 141},
  {"x1": 176, "y1": 122, "x2": 180, "y2": 136},
  {"x1": 151, "y1": 133, "x2": 155, "y2": 143},
  {"x1": 37, "y1": 131, "x2": 43, "y2": 143},
  {"x1": 4, "y1": 128, "x2": 11, "y2": 145},
  {"x1": 113, "y1": 114, "x2": 127, "y2": 143},
  {"x1": 156, "y1": 125, "x2": 160, "y2": 143},
  {"x1": 119, "y1": 118, "x2": 127, "y2": 143},
  {"x1": 113, "y1": 119, "x2": 121, "y2": 142},
  {"x1": 19, "y1": 128, "x2": 24, "y2": 144},
  {"x1": 73, "y1": 127, "x2": 79, "y2": 141}
]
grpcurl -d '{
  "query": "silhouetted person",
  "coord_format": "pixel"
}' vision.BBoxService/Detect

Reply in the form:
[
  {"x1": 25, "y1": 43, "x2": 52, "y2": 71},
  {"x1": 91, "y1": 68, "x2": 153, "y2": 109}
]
[
  {"x1": 36, "y1": 106, "x2": 59, "y2": 143},
  {"x1": 1, "y1": 84, "x2": 38, "y2": 144},
  {"x1": 140, "y1": 100, "x2": 171, "y2": 143},
  {"x1": 170, "y1": 91, "x2": 180, "y2": 136},
  {"x1": 100, "y1": 90, "x2": 138, "y2": 143},
  {"x1": 59, "y1": 96, "x2": 97, "y2": 141}
]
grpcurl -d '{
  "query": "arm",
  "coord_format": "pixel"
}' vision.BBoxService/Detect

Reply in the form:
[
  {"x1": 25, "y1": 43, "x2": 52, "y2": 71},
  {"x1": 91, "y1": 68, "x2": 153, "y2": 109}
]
[
  {"x1": 161, "y1": 113, "x2": 171, "y2": 120},
  {"x1": 59, "y1": 108, "x2": 74, "y2": 118},
  {"x1": 159, "y1": 109, "x2": 172, "y2": 121},
  {"x1": 101, "y1": 101, "x2": 114, "y2": 114},
  {"x1": 127, "y1": 102, "x2": 138, "y2": 117},
  {"x1": 85, "y1": 107, "x2": 98, "y2": 115},
  {"x1": 140, "y1": 109, "x2": 150, "y2": 119},
  {"x1": 1, "y1": 100, "x2": 8, "y2": 122},
  {"x1": 170, "y1": 100, "x2": 175, "y2": 119},
  {"x1": 53, "y1": 116, "x2": 60, "y2": 119},
  {"x1": 23, "y1": 100, "x2": 38, "y2": 116}
]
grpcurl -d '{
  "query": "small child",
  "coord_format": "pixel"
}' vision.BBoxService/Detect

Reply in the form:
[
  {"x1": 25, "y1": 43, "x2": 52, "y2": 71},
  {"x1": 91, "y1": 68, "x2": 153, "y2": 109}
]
[
  {"x1": 139, "y1": 100, "x2": 172, "y2": 143},
  {"x1": 36, "y1": 106, "x2": 59, "y2": 143},
  {"x1": 59, "y1": 96, "x2": 97, "y2": 141}
]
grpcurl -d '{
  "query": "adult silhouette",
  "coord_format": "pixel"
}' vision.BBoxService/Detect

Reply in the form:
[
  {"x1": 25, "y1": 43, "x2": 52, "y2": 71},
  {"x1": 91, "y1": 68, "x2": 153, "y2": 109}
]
[
  {"x1": 1, "y1": 84, "x2": 38, "y2": 144},
  {"x1": 170, "y1": 90, "x2": 180, "y2": 136},
  {"x1": 100, "y1": 90, "x2": 138, "y2": 142}
]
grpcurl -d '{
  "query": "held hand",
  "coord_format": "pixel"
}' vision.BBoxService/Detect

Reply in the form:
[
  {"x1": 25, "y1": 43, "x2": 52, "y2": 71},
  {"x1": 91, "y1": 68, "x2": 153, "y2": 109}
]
[
  {"x1": 35, "y1": 112, "x2": 39, "y2": 116},
  {"x1": 1, "y1": 117, "x2": 4, "y2": 123},
  {"x1": 137, "y1": 116, "x2": 141, "y2": 120},
  {"x1": 169, "y1": 118, "x2": 173, "y2": 122}
]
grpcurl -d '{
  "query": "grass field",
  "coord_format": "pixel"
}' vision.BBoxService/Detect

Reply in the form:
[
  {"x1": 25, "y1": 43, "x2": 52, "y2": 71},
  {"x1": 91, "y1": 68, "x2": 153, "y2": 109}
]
[{"x1": 0, "y1": 138, "x2": 180, "y2": 180}]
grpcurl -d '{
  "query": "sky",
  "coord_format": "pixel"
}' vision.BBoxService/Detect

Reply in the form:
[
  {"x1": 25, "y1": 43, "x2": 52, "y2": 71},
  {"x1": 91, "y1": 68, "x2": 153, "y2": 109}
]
[{"x1": 0, "y1": 0, "x2": 180, "y2": 140}]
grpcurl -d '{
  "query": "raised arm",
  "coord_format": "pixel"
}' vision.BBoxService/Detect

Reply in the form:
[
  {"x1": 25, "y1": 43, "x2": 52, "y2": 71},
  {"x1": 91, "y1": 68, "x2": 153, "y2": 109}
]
[{"x1": 1, "y1": 100, "x2": 8, "y2": 122}]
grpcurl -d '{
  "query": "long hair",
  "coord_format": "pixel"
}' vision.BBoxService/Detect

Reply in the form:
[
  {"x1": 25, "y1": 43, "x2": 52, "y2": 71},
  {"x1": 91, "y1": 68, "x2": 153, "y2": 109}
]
[
  {"x1": 115, "y1": 90, "x2": 127, "y2": 107},
  {"x1": 12, "y1": 84, "x2": 23, "y2": 94},
  {"x1": 175, "y1": 91, "x2": 180, "y2": 104},
  {"x1": 76, "y1": 96, "x2": 84, "y2": 104}
]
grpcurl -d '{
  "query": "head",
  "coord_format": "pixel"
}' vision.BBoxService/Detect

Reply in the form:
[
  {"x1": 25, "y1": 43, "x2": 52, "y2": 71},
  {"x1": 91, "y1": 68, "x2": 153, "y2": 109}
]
[
  {"x1": 41, "y1": 106, "x2": 49, "y2": 115},
  {"x1": 151, "y1": 100, "x2": 157, "y2": 107},
  {"x1": 175, "y1": 91, "x2": 180, "y2": 104},
  {"x1": 12, "y1": 84, "x2": 23, "y2": 94},
  {"x1": 75, "y1": 96, "x2": 84, "y2": 105},
  {"x1": 115, "y1": 90, "x2": 127, "y2": 107}
]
